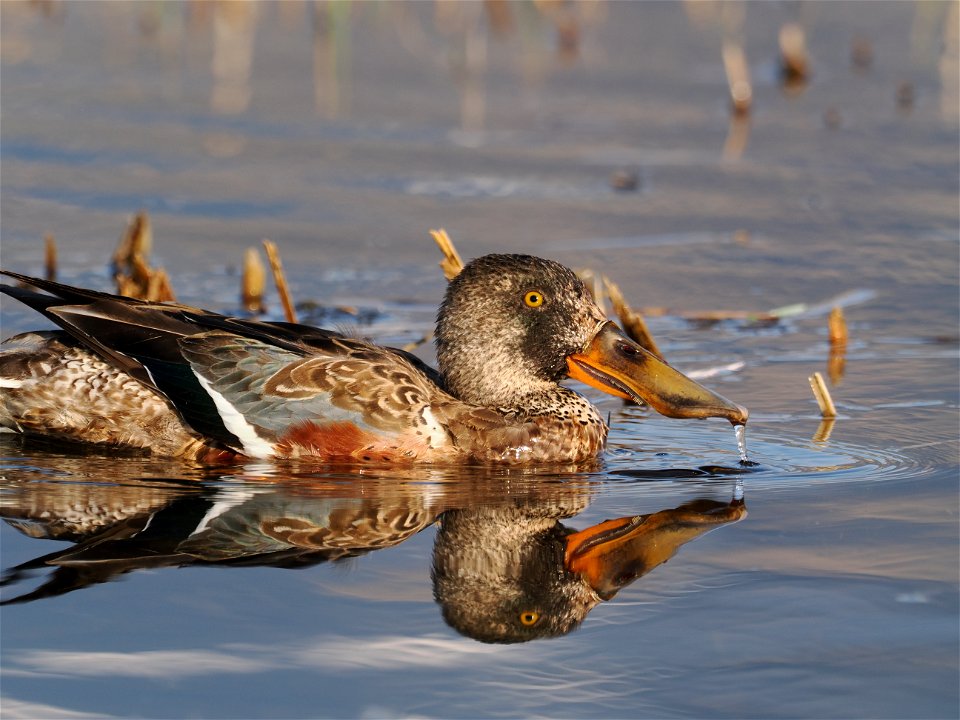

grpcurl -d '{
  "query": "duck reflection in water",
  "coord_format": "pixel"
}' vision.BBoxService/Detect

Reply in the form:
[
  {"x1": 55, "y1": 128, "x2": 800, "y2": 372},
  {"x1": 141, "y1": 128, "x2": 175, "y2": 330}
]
[
  {"x1": 1, "y1": 470, "x2": 745, "y2": 643},
  {"x1": 432, "y1": 495, "x2": 744, "y2": 643}
]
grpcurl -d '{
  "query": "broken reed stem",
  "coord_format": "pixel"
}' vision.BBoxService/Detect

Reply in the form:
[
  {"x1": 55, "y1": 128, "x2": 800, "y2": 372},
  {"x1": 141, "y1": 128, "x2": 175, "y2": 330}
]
[
  {"x1": 147, "y1": 268, "x2": 177, "y2": 303},
  {"x1": 242, "y1": 247, "x2": 267, "y2": 314},
  {"x1": 603, "y1": 276, "x2": 664, "y2": 361},
  {"x1": 430, "y1": 228, "x2": 464, "y2": 280},
  {"x1": 262, "y1": 239, "x2": 297, "y2": 323},
  {"x1": 722, "y1": 40, "x2": 752, "y2": 115},
  {"x1": 779, "y1": 22, "x2": 809, "y2": 83},
  {"x1": 577, "y1": 268, "x2": 606, "y2": 315},
  {"x1": 109, "y1": 210, "x2": 177, "y2": 301},
  {"x1": 808, "y1": 371, "x2": 837, "y2": 418},
  {"x1": 113, "y1": 210, "x2": 152, "y2": 274},
  {"x1": 44, "y1": 234, "x2": 57, "y2": 281}
]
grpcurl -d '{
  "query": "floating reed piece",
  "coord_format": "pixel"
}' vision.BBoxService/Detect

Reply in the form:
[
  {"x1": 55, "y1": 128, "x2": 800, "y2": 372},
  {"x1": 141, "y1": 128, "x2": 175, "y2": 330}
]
[
  {"x1": 896, "y1": 81, "x2": 915, "y2": 110},
  {"x1": 241, "y1": 247, "x2": 266, "y2": 314},
  {"x1": 603, "y1": 276, "x2": 664, "y2": 361},
  {"x1": 779, "y1": 22, "x2": 809, "y2": 84},
  {"x1": 261, "y1": 239, "x2": 296, "y2": 323},
  {"x1": 850, "y1": 35, "x2": 873, "y2": 71},
  {"x1": 430, "y1": 228, "x2": 464, "y2": 280},
  {"x1": 44, "y1": 233, "x2": 57, "y2": 281},
  {"x1": 808, "y1": 371, "x2": 837, "y2": 418},
  {"x1": 609, "y1": 168, "x2": 640, "y2": 192},
  {"x1": 722, "y1": 40, "x2": 752, "y2": 115}
]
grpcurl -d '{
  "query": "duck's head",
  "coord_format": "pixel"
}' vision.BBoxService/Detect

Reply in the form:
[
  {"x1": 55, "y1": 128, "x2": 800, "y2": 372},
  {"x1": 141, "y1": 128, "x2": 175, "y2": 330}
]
[{"x1": 436, "y1": 254, "x2": 747, "y2": 425}]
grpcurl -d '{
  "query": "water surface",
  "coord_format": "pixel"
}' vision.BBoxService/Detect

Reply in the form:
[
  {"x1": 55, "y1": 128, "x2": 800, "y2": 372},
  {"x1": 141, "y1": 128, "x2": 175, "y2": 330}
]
[{"x1": 1, "y1": 2, "x2": 957, "y2": 718}]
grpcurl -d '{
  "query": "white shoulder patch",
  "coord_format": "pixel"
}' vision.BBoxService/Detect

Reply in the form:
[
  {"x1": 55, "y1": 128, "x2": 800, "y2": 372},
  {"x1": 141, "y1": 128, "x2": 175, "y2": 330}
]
[{"x1": 192, "y1": 370, "x2": 276, "y2": 458}]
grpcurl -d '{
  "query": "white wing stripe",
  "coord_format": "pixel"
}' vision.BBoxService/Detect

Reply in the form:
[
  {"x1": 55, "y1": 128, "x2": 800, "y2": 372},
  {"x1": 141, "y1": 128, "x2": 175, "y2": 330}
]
[{"x1": 192, "y1": 370, "x2": 276, "y2": 458}]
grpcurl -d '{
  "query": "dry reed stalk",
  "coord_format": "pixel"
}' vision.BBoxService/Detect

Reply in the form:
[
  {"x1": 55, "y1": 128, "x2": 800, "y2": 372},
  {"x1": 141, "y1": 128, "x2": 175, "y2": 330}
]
[
  {"x1": 779, "y1": 22, "x2": 809, "y2": 83},
  {"x1": 129, "y1": 254, "x2": 153, "y2": 293},
  {"x1": 484, "y1": 0, "x2": 514, "y2": 35},
  {"x1": 722, "y1": 40, "x2": 752, "y2": 115},
  {"x1": 44, "y1": 234, "x2": 57, "y2": 281},
  {"x1": 111, "y1": 211, "x2": 176, "y2": 301},
  {"x1": 404, "y1": 229, "x2": 465, "y2": 353},
  {"x1": 262, "y1": 239, "x2": 297, "y2": 323},
  {"x1": 242, "y1": 247, "x2": 266, "y2": 314},
  {"x1": 113, "y1": 211, "x2": 152, "y2": 274},
  {"x1": 577, "y1": 268, "x2": 606, "y2": 315},
  {"x1": 128, "y1": 254, "x2": 176, "y2": 302},
  {"x1": 430, "y1": 228, "x2": 464, "y2": 280},
  {"x1": 851, "y1": 35, "x2": 873, "y2": 70},
  {"x1": 828, "y1": 306, "x2": 848, "y2": 347},
  {"x1": 808, "y1": 371, "x2": 837, "y2": 418},
  {"x1": 604, "y1": 276, "x2": 664, "y2": 360},
  {"x1": 146, "y1": 268, "x2": 177, "y2": 303}
]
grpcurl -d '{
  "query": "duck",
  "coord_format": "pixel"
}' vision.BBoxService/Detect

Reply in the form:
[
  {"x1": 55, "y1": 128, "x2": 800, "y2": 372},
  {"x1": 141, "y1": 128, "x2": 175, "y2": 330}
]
[{"x1": 0, "y1": 254, "x2": 747, "y2": 464}]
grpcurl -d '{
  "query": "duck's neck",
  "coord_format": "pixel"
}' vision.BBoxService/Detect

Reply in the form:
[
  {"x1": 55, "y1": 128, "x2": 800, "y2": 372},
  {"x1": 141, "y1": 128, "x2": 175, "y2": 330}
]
[{"x1": 437, "y1": 344, "x2": 544, "y2": 408}]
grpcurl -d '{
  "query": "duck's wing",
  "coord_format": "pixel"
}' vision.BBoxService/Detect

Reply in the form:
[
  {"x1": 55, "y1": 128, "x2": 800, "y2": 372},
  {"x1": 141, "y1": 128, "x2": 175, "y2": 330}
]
[
  {"x1": 2, "y1": 273, "x2": 273, "y2": 446},
  {"x1": 177, "y1": 331, "x2": 455, "y2": 459},
  {"x1": 1, "y1": 272, "x2": 448, "y2": 458}
]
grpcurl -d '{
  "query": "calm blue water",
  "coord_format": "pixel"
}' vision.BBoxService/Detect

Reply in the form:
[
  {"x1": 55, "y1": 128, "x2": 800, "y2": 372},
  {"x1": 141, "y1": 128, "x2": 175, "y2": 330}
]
[{"x1": 1, "y1": 2, "x2": 957, "y2": 718}]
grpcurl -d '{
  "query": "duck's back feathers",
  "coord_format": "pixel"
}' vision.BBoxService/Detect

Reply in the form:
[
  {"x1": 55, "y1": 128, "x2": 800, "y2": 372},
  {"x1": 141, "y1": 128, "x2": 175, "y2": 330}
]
[
  {"x1": 176, "y1": 330, "x2": 454, "y2": 460},
  {"x1": 0, "y1": 271, "x2": 466, "y2": 461}
]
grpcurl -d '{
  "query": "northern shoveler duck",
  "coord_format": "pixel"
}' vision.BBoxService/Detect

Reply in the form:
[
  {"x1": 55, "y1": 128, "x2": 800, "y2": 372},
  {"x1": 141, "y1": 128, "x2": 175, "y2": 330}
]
[{"x1": 0, "y1": 255, "x2": 747, "y2": 463}]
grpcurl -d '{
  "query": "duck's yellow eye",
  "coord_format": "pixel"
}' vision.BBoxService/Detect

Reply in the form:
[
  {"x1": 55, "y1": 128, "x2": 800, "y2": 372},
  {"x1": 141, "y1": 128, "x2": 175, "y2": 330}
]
[
  {"x1": 524, "y1": 291, "x2": 544, "y2": 308},
  {"x1": 519, "y1": 611, "x2": 540, "y2": 626}
]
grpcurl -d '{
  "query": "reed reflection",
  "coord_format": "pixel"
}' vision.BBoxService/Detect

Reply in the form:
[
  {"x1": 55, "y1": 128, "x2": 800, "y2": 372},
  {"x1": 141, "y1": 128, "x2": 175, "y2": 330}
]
[{"x1": 1, "y1": 467, "x2": 745, "y2": 644}]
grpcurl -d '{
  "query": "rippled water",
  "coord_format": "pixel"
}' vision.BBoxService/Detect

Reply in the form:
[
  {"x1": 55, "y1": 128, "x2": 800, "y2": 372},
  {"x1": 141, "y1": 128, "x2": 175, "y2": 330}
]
[{"x1": 2, "y1": 2, "x2": 958, "y2": 719}]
